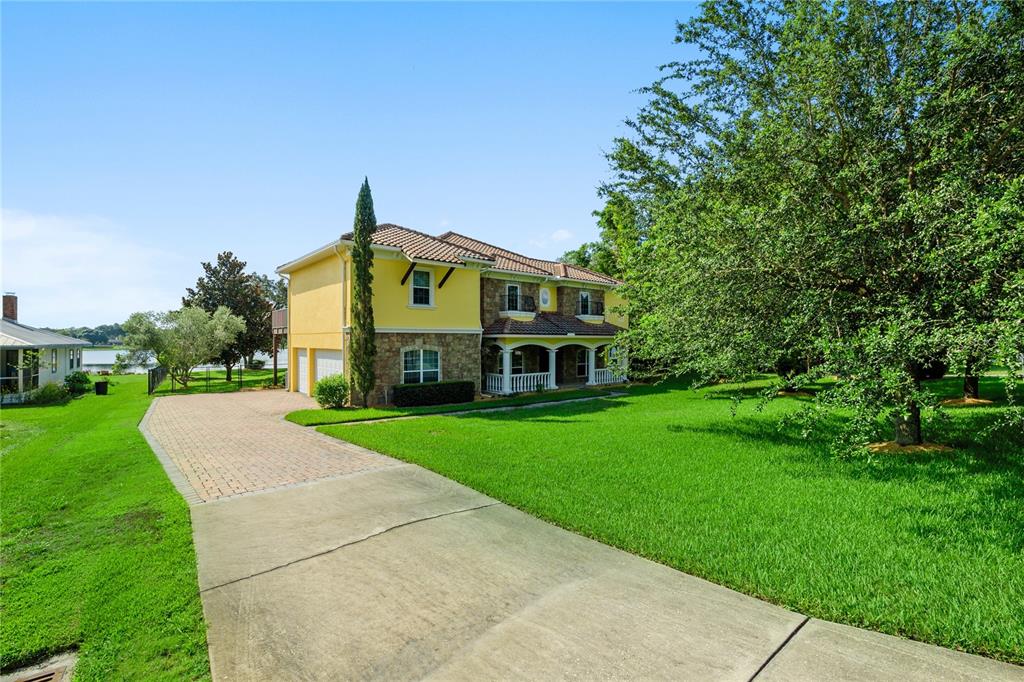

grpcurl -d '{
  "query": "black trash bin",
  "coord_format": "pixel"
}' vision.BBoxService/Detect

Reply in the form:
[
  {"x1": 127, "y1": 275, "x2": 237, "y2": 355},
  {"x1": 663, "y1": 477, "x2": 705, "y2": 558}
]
[{"x1": 95, "y1": 380, "x2": 109, "y2": 395}]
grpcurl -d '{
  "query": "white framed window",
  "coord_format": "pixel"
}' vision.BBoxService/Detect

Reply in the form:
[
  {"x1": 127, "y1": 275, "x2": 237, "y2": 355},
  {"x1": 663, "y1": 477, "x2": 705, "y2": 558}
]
[
  {"x1": 77, "y1": 349, "x2": 82, "y2": 367},
  {"x1": 576, "y1": 349, "x2": 588, "y2": 377},
  {"x1": 409, "y1": 270, "x2": 434, "y2": 307},
  {"x1": 539, "y1": 287, "x2": 551, "y2": 308},
  {"x1": 69, "y1": 349, "x2": 75, "y2": 370},
  {"x1": 402, "y1": 348, "x2": 440, "y2": 384},
  {"x1": 578, "y1": 291, "x2": 592, "y2": 315},
  {"x1": 51, "y1": 349, "x2": 58, "y2": 373},
  {"x1": 505, "y1": 283, "x2": 521, "y2": 311},
  {"x1": 511, "y1": 350, "x2": 524, "y2": 375}
]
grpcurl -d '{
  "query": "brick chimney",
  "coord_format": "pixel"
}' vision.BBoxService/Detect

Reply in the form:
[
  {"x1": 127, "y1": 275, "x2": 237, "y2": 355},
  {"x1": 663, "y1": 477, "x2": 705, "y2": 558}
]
[{"x1": 3, "y1": 293, "x2": 17, "y2": 321}]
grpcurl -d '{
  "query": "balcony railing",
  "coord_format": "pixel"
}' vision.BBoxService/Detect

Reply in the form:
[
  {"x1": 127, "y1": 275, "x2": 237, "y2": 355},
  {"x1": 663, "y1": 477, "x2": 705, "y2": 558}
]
[
  {"x1": 576, "y1": 300, "x2": 605, "y2": 316},
  {"x1": 500, "y1": 295, "x2": 536, "y2": 314}
]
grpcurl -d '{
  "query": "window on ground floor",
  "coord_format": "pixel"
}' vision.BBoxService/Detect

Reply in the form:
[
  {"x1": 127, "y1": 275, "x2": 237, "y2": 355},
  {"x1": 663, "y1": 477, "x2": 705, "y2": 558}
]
[
  {"x1": 403, "y1": 348, "x2": 440, "y2": 384},
  {"x1": 511, "y1": 350, "x2": 524, "y2": 375},
  {"x1": 576, "y1": 349, "x2": 588, "y2": 377},
  {"x1": 50, "y1": 349, "x2": 57, "y2": 373}
]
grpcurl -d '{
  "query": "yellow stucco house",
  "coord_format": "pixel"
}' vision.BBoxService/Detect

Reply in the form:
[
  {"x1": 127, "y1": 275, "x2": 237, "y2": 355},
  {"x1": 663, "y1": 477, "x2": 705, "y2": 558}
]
[{"x1": 276, "y1": 224, "x2": 626, "y2": 405}]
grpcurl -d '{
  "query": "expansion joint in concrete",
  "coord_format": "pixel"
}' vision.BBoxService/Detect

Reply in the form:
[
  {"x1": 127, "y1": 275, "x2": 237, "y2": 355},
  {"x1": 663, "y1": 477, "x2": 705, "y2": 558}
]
[{"x1": 200, "y1": 501, "x2": 501, "y2": 593}]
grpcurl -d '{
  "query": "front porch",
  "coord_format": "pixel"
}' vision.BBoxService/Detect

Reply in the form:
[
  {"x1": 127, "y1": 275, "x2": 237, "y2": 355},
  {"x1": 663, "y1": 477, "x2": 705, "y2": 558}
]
[{"x1": 482, "y1": 342, "x2": 626, "y2": 396}]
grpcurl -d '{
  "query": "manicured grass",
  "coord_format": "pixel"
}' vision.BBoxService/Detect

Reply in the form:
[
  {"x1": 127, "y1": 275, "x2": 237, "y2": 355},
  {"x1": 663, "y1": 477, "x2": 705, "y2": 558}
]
[
  {"x1": 153, "y1": 368, "x2": 280, "y2": 396},
  {"x1": 1, "y1": 375, "x2": 210, "y2": 680},
  {"x1": 286, "y1": 388, "x2": 613, "y2": 426},
  {"x1": 321, "y1": 375, "x2": 1024, "y2": 662}
]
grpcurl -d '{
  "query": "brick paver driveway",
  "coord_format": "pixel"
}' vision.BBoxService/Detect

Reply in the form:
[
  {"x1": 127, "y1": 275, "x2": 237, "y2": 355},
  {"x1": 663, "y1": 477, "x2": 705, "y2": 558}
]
[{"x1": 140, "y1": 390, "x2": 398, "y2": 502}]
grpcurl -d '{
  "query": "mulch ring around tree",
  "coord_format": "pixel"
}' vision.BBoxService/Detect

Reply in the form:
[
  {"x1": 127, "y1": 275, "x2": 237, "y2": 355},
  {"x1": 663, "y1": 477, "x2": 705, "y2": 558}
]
[
  {"x1": 939, "y1": 397, "x2": 995, "y2": 407},
  {"x1": 867, "y1": 441, "x2": 955, "y2": 455}
]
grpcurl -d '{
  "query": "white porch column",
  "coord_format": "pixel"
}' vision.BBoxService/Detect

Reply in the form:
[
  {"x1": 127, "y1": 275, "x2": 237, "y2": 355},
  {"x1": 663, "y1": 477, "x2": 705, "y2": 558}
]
[
  {"x1": 501, "y1": 348, "x2": 513, "y2": 395},
  {"x1": 586, "y1": 348, "x2": 597, "y2": 385},
  {"x1": 547, "y1": 349, "x2": 558, "y2": 390}
]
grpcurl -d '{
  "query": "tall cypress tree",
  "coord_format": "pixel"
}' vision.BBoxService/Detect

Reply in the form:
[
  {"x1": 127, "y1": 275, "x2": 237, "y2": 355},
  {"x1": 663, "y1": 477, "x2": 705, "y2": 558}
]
[{"x1": 349, "y1": 178, "x2": 377, "y2": 406}]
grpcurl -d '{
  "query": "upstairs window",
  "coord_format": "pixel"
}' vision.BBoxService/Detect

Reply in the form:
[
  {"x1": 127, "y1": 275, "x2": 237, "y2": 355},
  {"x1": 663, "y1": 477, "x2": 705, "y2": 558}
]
[
  {"x1": 506, "y1": 284, "x2": 520, "y2": 311},
  {"x1": 403, "y1": 349, "x2": 440, "y2": 384},
  {"x1": 410, "y1": 270, "x2": 433, "y2": 306},
  {"x1": 579, "y1": 291, "x2": 592, "y2": 315}
]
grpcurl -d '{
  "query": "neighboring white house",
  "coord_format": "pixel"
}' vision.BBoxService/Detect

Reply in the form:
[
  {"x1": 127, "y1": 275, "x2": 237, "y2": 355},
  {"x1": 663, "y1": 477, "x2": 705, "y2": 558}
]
[{"x1": 1, "y1": 293, "x2": 90, "y2": 404}]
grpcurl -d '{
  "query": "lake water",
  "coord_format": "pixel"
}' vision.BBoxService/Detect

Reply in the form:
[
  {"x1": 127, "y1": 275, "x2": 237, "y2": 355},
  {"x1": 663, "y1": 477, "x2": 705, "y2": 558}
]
[{"x1": 82, "y1": 348, "x2": 288, "y2": 374}]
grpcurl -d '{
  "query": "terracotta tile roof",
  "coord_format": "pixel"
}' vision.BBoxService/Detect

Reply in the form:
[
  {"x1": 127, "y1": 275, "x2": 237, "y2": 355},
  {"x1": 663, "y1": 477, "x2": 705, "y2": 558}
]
[
  {"x1": 341, "y1": 224, "x2": 495, "y2": 266},
  {"x1": 437, "y1": 232, "x2": 622, "y2": 285},
  {"x1": 482, "y1": 312, "x2": 623, "y2": 337}
]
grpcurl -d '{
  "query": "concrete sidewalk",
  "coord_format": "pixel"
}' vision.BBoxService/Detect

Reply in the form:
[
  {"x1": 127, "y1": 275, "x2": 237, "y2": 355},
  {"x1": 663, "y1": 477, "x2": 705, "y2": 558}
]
[{"x1": 190, "y1": 465, "x2": 1022, "y2": 681}]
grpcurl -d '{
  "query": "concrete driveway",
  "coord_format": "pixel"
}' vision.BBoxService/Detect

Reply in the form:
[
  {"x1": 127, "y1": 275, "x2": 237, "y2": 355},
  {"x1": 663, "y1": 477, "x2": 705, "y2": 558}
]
[{"x1": 142, "y1": 391, "x2": 1024, "y2": 681}]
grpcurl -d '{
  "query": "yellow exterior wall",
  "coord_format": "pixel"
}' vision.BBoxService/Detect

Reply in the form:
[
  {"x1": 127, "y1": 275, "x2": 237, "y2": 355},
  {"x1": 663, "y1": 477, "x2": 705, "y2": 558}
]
[
  {"x1": 369, "y1": 258, "x2": 481, "y2": 330},
  {"x1": 288, "y1": 253, "x2": 344, "y2": 349},
  {"x1": 539, "y1": 285, "x2": 557, "y2": 312},
  {"x1": 605, "y1": 289, "x2": 628, "y2": 328}
]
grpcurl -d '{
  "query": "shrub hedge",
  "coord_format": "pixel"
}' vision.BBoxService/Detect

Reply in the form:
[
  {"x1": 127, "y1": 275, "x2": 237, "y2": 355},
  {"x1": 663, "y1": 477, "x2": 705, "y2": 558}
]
[{"x1": 392, "y1": 380, "x2": 474, "y2": 407}]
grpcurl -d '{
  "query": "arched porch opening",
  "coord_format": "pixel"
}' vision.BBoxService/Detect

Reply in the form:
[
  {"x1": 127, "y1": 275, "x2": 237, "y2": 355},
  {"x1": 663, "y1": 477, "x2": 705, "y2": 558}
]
[{"x1": 481, "y1": 338, "x2": 626, "y2": 395}]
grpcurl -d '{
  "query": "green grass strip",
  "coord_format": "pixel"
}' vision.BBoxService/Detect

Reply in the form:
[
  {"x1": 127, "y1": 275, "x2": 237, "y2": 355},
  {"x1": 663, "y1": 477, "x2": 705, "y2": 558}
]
[
  {"x1": 0, "y1": 375, "x2": 210, "y2": 680},
  {"x1": 286, "y1": 388, "x2": 612, "y2": 426}
]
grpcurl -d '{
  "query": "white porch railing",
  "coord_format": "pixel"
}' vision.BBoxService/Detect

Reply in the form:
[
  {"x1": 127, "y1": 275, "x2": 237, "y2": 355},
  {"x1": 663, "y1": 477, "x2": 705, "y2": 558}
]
[
  {"x1": 510, "y1": 372, "x2": 552, "y2": 393},
  {"x1": 590, "y1": 368, "x2": 625, "y2": 385},
  {"x1": 484, "y1": 371, "x2": 555, "y2": 395},
  {"x1": 485, "y1": 373, "x2": 504, "y2": 394}
]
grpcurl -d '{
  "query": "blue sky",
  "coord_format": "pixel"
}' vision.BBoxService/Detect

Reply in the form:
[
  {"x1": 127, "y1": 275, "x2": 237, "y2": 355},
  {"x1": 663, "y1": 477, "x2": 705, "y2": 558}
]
[{"x1": 2, "y1": 2, "x2": 698, "y2": 327}]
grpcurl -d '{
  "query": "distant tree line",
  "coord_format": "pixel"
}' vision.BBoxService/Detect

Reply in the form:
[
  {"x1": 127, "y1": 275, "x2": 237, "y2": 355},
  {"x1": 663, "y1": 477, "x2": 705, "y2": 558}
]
[{"x1": 43, "y1": 323, "x2": 126, "y2": 346}]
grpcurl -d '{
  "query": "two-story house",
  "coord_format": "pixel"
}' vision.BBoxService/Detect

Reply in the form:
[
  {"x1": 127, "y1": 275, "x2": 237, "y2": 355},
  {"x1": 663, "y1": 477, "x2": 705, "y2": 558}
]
[{"x1": 276, "y1": 224, "x2": 626, "y2": 405}]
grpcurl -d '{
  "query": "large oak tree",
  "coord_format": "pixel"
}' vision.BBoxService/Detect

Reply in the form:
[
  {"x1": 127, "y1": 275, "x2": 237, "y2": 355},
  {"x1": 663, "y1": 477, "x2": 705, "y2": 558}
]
[{"x1": 610, "y1": 0, "x2": 1023, "y2": 447}]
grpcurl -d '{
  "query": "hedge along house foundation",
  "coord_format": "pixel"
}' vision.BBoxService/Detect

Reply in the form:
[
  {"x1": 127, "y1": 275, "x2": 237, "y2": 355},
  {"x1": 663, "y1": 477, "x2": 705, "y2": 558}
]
[{"x1": 276, "y1": 224, "x2": 628, "y2": 406}]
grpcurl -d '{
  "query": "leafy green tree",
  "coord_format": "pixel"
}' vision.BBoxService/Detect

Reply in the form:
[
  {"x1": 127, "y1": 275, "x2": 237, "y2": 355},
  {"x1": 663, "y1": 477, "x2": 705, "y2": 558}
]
[
  {"x1": 120, "y1": 307, "x2": 245, "y2": 388},
  {"x1": 610, "y1": 0, "x2": 1023, "y2": 447},
  {"x1": 253, "y1": 273, "x2": 288, "y2": 310},
  {"x1": 349, "y1": 179, "x2": 377, "y2": 407},
  {"x1": 183, "y1": 252, "x2": 269, "y2": 380},
  {"x1": 559, "y1": 193, "x2": 648, "y2": 279}
]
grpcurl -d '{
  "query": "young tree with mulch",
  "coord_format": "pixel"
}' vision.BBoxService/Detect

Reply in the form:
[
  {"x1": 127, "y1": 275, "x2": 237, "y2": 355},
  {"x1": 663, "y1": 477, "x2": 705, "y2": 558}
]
[{"x1": 349, "y1": 179, "x2": 377, "y2": 407}]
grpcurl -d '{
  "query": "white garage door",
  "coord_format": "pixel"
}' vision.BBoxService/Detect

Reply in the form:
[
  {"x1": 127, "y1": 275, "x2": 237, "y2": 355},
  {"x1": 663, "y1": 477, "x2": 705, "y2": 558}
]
[
  {"x1": 297, "y1": 349, "x2": 309, "y2": 395},
  {"x1": 315, "y1": 350, "x2": 344, "y2": 383}
]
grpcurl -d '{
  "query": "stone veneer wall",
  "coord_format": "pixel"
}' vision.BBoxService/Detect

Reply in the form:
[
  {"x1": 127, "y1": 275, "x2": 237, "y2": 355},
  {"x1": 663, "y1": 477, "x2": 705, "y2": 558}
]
[
  {"x1": 481, "y1": 278, "x2": 540, "y2": 323},
  {"x1": 344, "y1": 331, "x2": 481, "y2": 406},
  {"x1": 556, "y1": 286, "x2": 604, "y2": 316}
]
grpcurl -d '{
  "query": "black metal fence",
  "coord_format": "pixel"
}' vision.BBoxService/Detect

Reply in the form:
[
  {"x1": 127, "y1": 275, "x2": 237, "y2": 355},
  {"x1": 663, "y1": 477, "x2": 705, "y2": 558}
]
[
  {"x1": 147, "y1": 366, "x2": 169, "y2": 394},
  {"x1": 149, "y1": 365, "x2": 250, "y2": 394}
]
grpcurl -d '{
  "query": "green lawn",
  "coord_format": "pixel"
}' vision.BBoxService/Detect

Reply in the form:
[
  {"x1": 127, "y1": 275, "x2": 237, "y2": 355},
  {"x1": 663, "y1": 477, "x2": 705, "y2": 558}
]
[
  {"x1": 287, "y1": 387, "x2": 613, "y2": 426},
  {"x1": 320, "y1": 375, "x2": 1024, "y2": 663},
  {"x1": 153, "y1": 368, "x2": 280, "y2": 396},
  {"x1": 1, "y1": 375, "x2": 210, "y2": 680}
]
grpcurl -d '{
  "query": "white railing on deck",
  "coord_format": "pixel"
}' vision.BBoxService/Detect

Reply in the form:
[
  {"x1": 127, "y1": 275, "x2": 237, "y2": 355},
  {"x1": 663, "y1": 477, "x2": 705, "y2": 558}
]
[{"x1": 485, "y1": 373, "x2": 504, "y2": 394}]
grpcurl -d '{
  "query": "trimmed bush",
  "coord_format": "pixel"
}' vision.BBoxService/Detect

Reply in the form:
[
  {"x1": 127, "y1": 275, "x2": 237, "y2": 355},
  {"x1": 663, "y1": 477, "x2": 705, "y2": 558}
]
[
  {"x1": 65, "y1": 370, "x2": 92, "y2": 396},
  {"x1": 392, "y1": 380, "x2": 474, "y2": 407},
  {"x1": 29, "y1": 383, "x2": 70, "y2": 405},
  {"x1": 313, "y1": 373, "x2": 349, "y2": 408}
]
